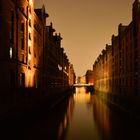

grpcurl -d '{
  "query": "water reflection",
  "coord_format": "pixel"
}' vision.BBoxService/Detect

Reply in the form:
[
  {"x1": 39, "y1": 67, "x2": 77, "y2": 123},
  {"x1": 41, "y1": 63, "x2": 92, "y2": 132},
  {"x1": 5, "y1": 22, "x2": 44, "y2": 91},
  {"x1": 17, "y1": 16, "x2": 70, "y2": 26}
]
[
  {"x1": 8, "y1": 94, "x2": 75, "y2": 140},
  {"x1": 64, "y1": 87, "x2": 140, "y2": 140},
  {"x1": 92, "y1": 95, "x2": 111, "y2": 140},
  {"x1": 57, "y1": 96, "x2": 75, "y2": 140},
  {"x1": 92, "y1": 94, "x2": 140, "y2": 140},
  {"x1": 64, "y1": 87, "x2": 101, "y2": 140},
  {"x1": 1, "y1": 88, "x2": 140, "y2": 140},
  {"x1": 74, "y1": 87, "x2": 91, "y2": 103}
]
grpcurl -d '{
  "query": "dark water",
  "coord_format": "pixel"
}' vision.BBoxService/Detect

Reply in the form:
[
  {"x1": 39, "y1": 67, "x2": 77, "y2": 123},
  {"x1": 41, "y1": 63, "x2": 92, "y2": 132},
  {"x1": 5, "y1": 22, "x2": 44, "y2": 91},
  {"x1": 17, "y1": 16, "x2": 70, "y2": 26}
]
[{"x1": 1, "y1": 87, "x2": 140, "y2": 140}]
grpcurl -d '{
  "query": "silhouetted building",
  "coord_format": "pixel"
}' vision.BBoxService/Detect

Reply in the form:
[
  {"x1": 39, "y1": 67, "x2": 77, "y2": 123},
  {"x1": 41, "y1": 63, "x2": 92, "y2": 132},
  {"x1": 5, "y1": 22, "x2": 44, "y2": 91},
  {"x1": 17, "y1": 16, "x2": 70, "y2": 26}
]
[
  {"x1": 69, "y1": 64, "x2": 76, "y2": 86},
  {"x1": 86, "y1": 70, "x2": 94, "y2": 85},
  {"x1": 45, "y1": 23, "x2": 73, "y2": 88},
  {"x1": 77, "y1": 75, "x2": 86, "y2": 84}
]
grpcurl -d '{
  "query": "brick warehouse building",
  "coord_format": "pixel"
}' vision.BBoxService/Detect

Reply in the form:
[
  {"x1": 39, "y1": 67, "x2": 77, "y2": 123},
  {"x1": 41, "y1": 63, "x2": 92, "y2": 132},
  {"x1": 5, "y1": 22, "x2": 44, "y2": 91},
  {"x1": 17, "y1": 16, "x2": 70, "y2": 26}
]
[
  {"x1": 93, "y1": 0, "x2": 140, "y2": 112},
  {"x1": 0, "y1": 0, "x2": 75, "y2": 92},
  {"x1": 0, "y1": 0, "x2": 75, "y2": 117},
  {"x1": 0, "y1": 0, "x2": 47, "y2": 91},
  {"x1": 85, "y1": 70, "x2": 94, "y2": 85}
]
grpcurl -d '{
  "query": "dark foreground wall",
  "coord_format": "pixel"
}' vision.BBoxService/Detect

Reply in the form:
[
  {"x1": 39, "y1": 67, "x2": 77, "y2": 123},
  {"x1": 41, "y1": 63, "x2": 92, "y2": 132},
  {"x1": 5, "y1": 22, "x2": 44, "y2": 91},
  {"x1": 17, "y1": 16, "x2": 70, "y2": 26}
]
[{"x1": 0, "y1": 86, "x2": 74, "y2": 121}]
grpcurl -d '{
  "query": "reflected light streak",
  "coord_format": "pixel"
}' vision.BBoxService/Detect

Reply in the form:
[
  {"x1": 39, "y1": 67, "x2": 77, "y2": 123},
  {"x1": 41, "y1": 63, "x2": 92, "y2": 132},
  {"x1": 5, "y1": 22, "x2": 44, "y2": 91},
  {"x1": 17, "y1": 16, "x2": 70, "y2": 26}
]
[
  {"x1": 74, "y1": 88, "x2": 91, "y2": 103},
  {"x1": 75, "y1": 87, "x2": 86, "y2": 93},
  {"x1": 93, "y1": 95, "x2": 110, "y2": 139},
  {"x1": 64, "y1": 115, "x2": 67, "y2": 129},
  {"x1": 57, "y1": 96, "x2": 75, "y2": 140},
  {"x1": 58, "y1": 122, "x2": 63, "y2": 139}
]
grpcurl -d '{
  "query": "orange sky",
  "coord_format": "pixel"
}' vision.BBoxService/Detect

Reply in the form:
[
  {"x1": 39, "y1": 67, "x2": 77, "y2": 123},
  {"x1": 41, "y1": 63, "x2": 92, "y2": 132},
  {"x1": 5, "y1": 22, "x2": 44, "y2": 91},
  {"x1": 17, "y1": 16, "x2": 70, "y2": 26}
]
[{"x1": 35, "y1": 0, "x2": 134, "y2": 76}]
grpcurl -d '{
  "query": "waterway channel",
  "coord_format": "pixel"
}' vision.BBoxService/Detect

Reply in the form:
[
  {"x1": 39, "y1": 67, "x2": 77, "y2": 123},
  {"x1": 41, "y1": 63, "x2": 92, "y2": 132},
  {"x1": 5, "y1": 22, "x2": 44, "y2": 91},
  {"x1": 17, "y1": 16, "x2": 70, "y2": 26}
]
[{"x1": 1, "y1": 87, "x2": 140, "y2": 140}]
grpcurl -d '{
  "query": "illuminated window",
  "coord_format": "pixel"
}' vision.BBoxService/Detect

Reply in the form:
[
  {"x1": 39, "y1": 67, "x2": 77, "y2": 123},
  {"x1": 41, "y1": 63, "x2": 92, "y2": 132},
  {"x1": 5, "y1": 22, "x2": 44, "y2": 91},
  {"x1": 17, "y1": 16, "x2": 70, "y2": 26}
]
[
  {"x1": 9, "y1": 10, "x2": 14, "y2": 59},
  {"x1": 10, "y1": 47, "x2": 13, "y2": 59}
]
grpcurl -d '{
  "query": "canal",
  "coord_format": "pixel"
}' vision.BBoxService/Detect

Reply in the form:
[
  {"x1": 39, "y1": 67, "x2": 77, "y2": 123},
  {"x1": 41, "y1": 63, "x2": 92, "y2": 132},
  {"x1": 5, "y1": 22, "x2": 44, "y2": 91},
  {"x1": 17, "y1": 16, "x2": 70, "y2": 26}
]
[{"x1": 1, "y1": 87, "x2": 140, "y2": 140}]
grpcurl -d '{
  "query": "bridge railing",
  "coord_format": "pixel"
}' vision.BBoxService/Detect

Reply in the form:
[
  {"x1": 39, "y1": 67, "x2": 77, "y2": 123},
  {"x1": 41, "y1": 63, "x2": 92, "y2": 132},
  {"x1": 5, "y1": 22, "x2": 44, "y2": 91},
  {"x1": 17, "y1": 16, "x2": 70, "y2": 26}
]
[{"x1": 73, "y1": 83, "x2": 93, "y2": 87}]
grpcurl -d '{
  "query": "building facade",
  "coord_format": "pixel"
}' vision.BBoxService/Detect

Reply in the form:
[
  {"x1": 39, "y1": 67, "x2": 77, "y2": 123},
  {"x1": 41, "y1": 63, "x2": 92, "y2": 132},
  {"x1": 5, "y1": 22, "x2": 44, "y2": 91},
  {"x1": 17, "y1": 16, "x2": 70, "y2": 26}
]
[
  {"x1": 85, "y1": 70, "x2": 94, "y2": 85},
  {"x1": 93, "y1": 0, "x2": 140, "y2": 109},
  {"x1": 69, "y1": 64, "x2": 76, "y2": 86},
  {"x1": 0, "y1": 0, "x2": 38, "y2": 92},
  {"x1": 0, "y1": 0, "x2": 75, "y2": 93}
]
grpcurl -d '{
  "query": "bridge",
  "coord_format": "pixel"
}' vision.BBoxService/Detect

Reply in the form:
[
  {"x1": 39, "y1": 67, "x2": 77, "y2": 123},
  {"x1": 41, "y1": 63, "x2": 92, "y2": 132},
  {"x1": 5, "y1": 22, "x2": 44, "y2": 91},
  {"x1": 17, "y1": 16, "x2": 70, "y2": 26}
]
[{"x1": 73, "y1": 83, "x2": 94, "y2": 87}]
